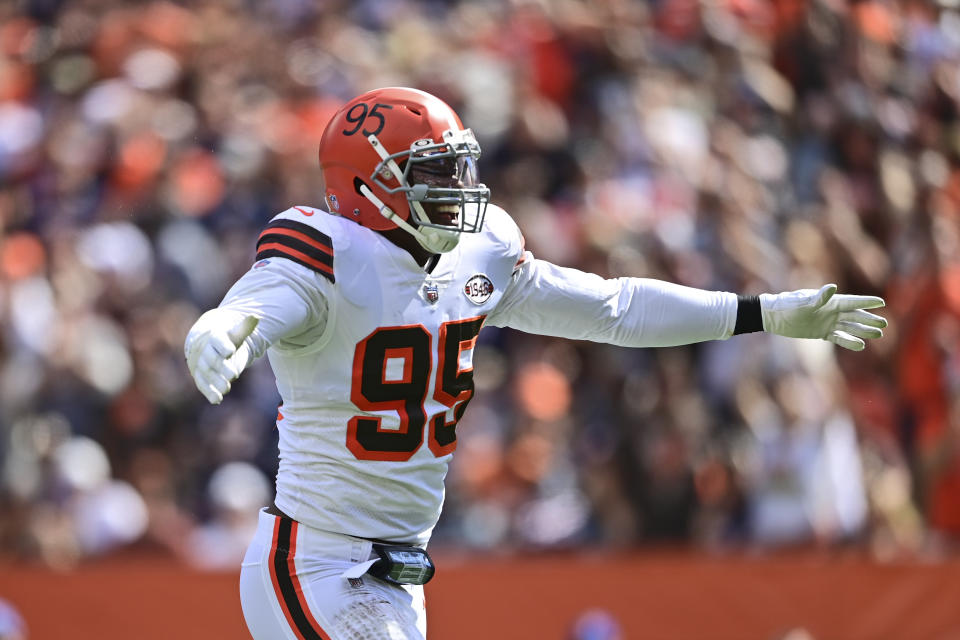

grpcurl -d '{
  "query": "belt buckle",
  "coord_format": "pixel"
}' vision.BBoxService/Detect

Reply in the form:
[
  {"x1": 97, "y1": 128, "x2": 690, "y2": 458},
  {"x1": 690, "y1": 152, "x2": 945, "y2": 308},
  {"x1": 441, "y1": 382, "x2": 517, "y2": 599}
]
[{"x1": 369, "y1": 544, "x2": 435, "y2": 585}]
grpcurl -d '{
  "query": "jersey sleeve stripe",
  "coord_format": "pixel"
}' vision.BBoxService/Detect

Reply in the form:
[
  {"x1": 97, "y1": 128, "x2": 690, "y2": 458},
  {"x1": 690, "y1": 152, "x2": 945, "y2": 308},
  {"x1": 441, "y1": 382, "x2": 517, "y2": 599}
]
[
  {"x1": 260, "y1": 219, "x2": 333, "y2": 252},
  {"x1": 257, "y1": 232, "x2": 334, "y2": 267},
  {"x1": 514, "y1": 234, "x2": 527, "y2": 270},
  {"x1": 257, "y1": 226, "x2": 334, "y2": 258},
  {"x1": 256, "y1": 244, "x2": 335, "y2": 282}
]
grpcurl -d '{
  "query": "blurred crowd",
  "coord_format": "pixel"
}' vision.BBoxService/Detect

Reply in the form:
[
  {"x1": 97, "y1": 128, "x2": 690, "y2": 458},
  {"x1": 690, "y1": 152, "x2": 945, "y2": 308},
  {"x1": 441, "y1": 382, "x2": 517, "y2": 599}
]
[{"x1": 0, "y1": 0, "x2": 958, "y2": 571}]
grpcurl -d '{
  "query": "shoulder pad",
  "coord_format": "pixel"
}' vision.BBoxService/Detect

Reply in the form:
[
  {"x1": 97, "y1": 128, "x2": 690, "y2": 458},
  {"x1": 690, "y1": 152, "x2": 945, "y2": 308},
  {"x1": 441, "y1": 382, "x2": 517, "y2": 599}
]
[
  {"x1": 479, "y1": 204, "x2": 524, "y2": 260},
  {"x1": 269, "y1": 206, "x2": 351, "y2": 239},
  {"x1": 256, "y1": 206, "x2": 348, "y2": 283}
]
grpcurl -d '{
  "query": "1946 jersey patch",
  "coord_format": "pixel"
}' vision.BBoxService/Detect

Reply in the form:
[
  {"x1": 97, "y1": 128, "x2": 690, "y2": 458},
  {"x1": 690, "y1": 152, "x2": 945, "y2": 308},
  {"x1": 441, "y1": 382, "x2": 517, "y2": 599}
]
[{"x1": 463, "y1": 274, "x2": 494, "y2": 305}]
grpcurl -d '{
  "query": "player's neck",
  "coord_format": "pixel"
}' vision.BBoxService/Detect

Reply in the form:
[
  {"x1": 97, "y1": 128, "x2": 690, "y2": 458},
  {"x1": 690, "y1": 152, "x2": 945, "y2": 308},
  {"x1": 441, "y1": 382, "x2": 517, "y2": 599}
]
[{"x1": 378, "y1": 227, "x2": 437, "y2": 270}]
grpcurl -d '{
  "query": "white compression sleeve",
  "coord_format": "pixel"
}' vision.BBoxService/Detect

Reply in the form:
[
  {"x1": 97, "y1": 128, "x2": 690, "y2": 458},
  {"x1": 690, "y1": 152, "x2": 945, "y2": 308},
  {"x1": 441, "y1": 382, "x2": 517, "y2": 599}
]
[{"x1": 486, "y1": 256, "x2": 738, "y2": 347}]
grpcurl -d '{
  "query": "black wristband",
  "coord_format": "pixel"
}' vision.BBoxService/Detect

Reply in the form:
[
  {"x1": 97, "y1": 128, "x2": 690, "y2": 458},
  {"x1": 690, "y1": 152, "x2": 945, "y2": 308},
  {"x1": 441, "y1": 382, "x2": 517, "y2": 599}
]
[{"x1": 734, "y1": 295, "x2": 763, "y2": 334}]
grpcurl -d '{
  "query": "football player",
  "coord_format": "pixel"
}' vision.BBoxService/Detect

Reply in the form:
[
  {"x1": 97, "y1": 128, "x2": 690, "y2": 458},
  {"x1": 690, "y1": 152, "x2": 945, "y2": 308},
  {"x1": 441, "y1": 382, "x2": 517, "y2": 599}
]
[{"x1": 184, "y1": 87, "x2": 887, "y2": 639}]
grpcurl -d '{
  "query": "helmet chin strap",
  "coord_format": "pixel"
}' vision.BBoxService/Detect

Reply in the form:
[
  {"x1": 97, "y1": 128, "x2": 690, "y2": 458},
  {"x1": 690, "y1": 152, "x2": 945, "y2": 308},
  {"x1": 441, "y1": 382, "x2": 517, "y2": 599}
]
[{"x1": 358, "y1": 183, "x2": 460, "y2": 254}]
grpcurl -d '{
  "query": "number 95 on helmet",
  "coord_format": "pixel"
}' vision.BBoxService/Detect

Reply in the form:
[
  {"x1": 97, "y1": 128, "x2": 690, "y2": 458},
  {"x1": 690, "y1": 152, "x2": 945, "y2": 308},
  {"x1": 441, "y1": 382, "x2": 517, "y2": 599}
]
[{"x1": 318, "y1": 87, "x2": 491, "y2": 254}]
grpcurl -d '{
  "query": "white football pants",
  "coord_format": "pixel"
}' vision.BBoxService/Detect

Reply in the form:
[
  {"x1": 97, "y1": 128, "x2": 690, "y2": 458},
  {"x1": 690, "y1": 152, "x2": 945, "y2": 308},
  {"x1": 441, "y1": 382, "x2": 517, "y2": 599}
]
[{"x1": 240, "y1": 509, "x2": 427, "y2": 639}]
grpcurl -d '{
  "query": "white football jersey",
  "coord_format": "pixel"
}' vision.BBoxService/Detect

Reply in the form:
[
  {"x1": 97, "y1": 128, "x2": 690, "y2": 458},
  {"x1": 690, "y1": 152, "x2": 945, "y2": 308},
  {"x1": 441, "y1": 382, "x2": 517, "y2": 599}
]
[
  {"x1": 223, "y1": 203, "x2": 523, "y2": 544},
  {"x1": 218, "y1": 203, "x2": 738, "y2": 545}
]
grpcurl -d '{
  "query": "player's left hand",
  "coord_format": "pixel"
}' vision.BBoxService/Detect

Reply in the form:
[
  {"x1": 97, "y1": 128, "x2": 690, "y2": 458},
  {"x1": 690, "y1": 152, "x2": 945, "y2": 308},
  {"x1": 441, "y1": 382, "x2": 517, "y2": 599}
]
[{"x1": 760, "y1": 284, "x2": 887, "y2": 351}]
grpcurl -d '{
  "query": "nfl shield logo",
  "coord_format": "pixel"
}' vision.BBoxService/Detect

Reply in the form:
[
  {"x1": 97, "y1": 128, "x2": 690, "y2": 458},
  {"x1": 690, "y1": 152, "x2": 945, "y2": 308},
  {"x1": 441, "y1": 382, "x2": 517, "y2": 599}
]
[{"x1": 424, "y1": 284, "x2": 439, "y2": 304}]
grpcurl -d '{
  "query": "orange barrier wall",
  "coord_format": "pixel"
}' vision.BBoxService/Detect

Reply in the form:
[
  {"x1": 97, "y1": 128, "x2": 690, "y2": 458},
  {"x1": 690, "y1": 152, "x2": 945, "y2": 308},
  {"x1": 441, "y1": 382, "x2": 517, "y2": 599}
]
[{"x1": 2, "y1": 551, "x2": 960, "y2": 639}]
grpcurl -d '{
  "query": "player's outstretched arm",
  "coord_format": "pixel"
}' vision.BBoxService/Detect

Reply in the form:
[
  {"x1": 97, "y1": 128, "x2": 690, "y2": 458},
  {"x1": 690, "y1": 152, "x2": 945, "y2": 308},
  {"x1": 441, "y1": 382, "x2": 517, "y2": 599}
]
[
  {"x1": 183, "y1": 257, "x2": 331, "y2": 405},
  {"x1": 185, "y1": 311, "x2": 259, "y2": 404},
  {"x1": 487, "y1": 256, "x2": 886, "y2": 351},
  {"x1": 757, "y1": 284, "x2": 886, "y2": 351}
]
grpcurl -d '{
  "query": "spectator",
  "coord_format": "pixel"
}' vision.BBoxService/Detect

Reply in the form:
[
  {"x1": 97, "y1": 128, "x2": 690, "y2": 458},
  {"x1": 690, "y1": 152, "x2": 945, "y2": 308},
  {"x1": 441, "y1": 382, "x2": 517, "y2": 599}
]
[
  {"x1": 0, "y1": 0, "x2": 950, "y2": 566},
  {"x1": 0, "y1": 598, "x2": 26, "y2": 640}
]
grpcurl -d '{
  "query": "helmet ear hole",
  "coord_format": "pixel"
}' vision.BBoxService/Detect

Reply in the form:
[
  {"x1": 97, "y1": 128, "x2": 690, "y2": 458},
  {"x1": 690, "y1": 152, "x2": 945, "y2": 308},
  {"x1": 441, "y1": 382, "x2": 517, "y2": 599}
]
[{"x1": 353, "y1": 177, "x2": 368, "y2": 195}]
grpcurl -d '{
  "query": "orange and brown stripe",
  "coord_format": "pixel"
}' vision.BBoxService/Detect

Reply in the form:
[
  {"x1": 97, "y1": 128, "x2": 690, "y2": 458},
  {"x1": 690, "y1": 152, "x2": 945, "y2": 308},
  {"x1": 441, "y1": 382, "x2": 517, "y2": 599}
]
[
  {"x1": 268, "y1": 516, "x2": 331, "y2": 640},
  {"x1": 256, "y1": 219, "x2": 334, "y2": 283},
  {"x1": 514, "y1": 234, "x2": 527, "y2": 270}
]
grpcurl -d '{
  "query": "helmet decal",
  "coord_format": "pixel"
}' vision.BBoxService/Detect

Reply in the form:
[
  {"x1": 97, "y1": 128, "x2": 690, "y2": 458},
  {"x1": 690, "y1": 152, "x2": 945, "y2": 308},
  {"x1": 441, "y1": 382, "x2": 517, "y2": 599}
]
[{"x1": 341, "y1": 103, "x2": 393, "y2": 137}]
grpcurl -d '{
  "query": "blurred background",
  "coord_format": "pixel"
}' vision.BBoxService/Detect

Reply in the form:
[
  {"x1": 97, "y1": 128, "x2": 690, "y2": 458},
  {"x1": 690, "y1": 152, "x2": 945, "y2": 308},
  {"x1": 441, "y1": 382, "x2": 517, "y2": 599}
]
[{"x1": 0, "y1": 0, "x2": 959, "y2": 637}]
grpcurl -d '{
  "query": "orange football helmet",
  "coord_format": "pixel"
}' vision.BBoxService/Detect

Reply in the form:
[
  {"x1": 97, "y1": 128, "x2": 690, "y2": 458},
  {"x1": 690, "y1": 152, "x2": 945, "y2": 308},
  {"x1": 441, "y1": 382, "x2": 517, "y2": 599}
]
[{"x1": 318, "y1": 87, "x2": 490, "y2": 253}]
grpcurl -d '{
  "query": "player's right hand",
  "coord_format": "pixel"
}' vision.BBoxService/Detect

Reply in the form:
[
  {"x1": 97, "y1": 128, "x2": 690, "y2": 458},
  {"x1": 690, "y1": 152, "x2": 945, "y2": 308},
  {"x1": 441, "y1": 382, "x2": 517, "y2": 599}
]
[{"x1": 184, "y1": 312, "x2": 259, "y2": 404}]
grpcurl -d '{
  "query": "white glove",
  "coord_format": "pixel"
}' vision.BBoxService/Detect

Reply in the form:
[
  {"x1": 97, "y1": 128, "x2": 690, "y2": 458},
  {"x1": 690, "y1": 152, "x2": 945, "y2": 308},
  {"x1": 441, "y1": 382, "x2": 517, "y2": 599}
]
[
  {"x1": 760, "y1": 284, "x2": 886, "y2": 351},
  {"x1": 184, "y1": 311, "x2": 259, "y2": 404}
]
